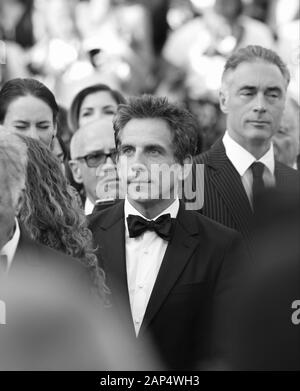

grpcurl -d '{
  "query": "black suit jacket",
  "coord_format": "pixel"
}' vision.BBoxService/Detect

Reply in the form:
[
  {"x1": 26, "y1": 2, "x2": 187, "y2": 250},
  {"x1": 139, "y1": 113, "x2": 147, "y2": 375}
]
[
  {"x1": 5, "y1": 230, "x2": 90, "y2": 293},
  {"x1": 191, "y1": 139, "x2": 300, "y2": 252},
  {"x1": 89, "y1": 201, "x2": 246, "y2": 370}
]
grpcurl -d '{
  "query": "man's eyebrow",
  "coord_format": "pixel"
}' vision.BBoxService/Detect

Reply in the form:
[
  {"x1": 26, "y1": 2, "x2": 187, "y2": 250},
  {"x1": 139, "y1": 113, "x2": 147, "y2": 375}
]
[
  {"x1": 238, "y1": 86, "x2": 256, "y2": 91},
  {"x1": 13, "y1": 120, "x2": 28, "y2": 124},
  {"x1": 266, "y1": 86, "x2": 282, "y2": 93},
  {"x1": 144, "y1": 143, "x2": 165, "y2": 150}
]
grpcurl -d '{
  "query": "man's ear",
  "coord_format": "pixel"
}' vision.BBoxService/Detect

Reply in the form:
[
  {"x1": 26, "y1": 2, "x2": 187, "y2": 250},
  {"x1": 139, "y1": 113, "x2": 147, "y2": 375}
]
[
  {"x1": 219, "y1": 88, "x2": 229, "y2": 114},
  {"x1": 15, "y1": 190, "x2": 25, "y2": 217},
  {"x1": 178, "y1": 155, "x2": 193, "y2": 181},
  {"x1": 69, "y1": 160, "x2": 83, "y2": 184}
]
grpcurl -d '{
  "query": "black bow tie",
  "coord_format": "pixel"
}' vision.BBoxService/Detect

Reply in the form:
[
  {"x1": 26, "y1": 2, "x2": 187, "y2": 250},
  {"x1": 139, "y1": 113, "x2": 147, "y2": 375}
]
[{"x1": 127, "y1": 214, "x2": 175, "y2": 241}]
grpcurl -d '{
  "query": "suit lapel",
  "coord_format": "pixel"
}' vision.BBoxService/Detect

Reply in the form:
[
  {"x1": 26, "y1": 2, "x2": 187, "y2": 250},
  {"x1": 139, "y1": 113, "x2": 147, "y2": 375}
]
[
  {"x1": 140, "y1": 204, "x2": 199, "y2": 335},
  {"x1": 206, "y1": 140, "x2": 253, "y2": 239}
]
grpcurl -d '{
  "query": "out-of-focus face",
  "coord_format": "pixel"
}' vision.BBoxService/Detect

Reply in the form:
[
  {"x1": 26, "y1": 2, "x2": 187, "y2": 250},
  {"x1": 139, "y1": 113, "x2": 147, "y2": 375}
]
[
  {"x1": 78, "y1": 91, "x2": 118, "y2": 128},
  {"x1": 3, "y1": 95, "x2": 56, "y2": 147},
  {"x1": 220, "y1": 60, "x2": 287, "y2": 156},
  {"x1": 117, "y1": 118, "x2": 184, "y2": 214},
  {"x1": 69, "y1": 119, "x2": 119, "y2": 204},
  {"x1": 273, "y1": 102, "x2": 300, "y2": 168},
  {"x1": 0, "y1": 165, "x2": 17, "y2": 250}
]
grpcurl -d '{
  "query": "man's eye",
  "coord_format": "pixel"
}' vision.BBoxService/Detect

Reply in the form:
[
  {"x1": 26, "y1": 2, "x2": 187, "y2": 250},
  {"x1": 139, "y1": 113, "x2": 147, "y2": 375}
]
[
  {"x1": 38, "y1": 126, "x2": 50, "y2": 131},
  {"x1": 15, "y1": 126, "x2": 27, "y2": 130},
  {"x1": 148, "y1": 149, "x2": 160, "y2": 155},
  {"x1": 121, "y1": 147, "x2": 134, "y2": 155},
  {"x1": 241, "y1": 91, "x2": 253, "y2": 96}
]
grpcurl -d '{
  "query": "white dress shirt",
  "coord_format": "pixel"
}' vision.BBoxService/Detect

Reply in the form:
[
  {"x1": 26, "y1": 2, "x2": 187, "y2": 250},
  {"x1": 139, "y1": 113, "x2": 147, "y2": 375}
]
[
  {"x1": 124, "y1": 198, "x2": 180, "y2": 336},
  {"x1": 223, "y1": 131, "x2": 276, "y2": 208},
  {"x1": 84, "y1": 197, "x2": 94, "y2": 215},
  {"x1": 0, "y1": 218, "x2": 20, "y2": 271}
]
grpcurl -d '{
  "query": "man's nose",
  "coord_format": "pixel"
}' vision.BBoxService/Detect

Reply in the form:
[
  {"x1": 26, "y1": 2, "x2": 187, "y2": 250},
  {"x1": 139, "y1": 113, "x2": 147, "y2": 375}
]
[{"x1": 253, "y1": 93, "x2": 267, "y2": 113}]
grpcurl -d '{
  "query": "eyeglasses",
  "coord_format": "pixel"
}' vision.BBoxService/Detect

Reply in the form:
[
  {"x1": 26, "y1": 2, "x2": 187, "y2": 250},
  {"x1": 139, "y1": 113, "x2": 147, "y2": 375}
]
[{"x1": 76, "y1": 150, "x2": 118, "y2": 168}]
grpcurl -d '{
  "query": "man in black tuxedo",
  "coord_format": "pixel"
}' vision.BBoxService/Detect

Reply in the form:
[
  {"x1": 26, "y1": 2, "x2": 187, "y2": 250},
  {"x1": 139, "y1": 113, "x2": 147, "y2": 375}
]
[
  {"x1": 191, "y1": 45, "x2": 300, "y2": 252},
  {"x1": 89, "y1": 95, "x2": 246, "y2": 370}
]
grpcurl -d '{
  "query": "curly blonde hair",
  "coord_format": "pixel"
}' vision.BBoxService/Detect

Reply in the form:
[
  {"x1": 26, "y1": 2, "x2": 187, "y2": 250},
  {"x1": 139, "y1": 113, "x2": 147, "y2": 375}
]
[{"x1": 17, "y1": 135, "x2": 110, "y2": 304}]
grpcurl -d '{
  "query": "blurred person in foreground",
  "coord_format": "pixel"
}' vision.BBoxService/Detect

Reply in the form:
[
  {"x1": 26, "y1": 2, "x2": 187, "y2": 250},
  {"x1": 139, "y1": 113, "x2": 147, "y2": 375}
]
[
  {"x1": 69, "y1": 119, "x2": 121, "y2": 215},
  {"x1": 191, "y1": 45, "x2": 300, "y2": 254},
  {"x1": 0, "y1": 131, "x2": 108, "y2": 303},
  {"x1": 89, "y1": 95, "x2": 246, "y2": 370},
  {"x1": 273, "y1": 95, "x2": 300, "y2": 169},
  {"x1": 227, "y1": 189, "x2": 300, "y2": 370}
]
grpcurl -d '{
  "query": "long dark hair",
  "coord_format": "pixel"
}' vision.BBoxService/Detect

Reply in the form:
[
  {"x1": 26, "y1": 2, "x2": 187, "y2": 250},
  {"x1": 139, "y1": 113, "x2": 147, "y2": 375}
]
[
  {"x1": 17, "y1": 134, "x2": 110, "y2": 303},
  {"x1": 0, "y1": 78, "x2": 59, "y2": 124}
]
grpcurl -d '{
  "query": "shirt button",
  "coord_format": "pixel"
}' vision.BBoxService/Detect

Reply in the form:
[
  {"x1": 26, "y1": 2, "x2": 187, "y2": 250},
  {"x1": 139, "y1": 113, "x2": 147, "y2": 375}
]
[
  {"x1": 144, "y1": 250, "x2": 148, "y2": 254},
  {"x1": 134, "y1": 318, "x2": 141, "y2": 324},
  {"x1": 138, "y1": 284, "x2": 143, "y2": 289}
]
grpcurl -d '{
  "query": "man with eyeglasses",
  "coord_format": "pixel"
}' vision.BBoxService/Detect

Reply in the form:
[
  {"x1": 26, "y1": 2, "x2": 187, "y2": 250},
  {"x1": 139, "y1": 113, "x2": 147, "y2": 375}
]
[{"x1": 69, "y1": 119, "x2": 121, "y2": 215}]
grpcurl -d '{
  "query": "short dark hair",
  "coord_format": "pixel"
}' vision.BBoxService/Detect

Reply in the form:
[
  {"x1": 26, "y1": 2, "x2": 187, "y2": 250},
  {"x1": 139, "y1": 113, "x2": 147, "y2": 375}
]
[
  {"x1": 68, "y1": 84, "x2": 126, "y2": 131},
  {"x1": 223, "y1": 45, "x2": 290, "y2": 85},
  {"x1": 113, "y1": 95, "x2": 199, "y2": 164},
  {"x1": 0, "y1": 78, "x2": 59, "y2": 124}
]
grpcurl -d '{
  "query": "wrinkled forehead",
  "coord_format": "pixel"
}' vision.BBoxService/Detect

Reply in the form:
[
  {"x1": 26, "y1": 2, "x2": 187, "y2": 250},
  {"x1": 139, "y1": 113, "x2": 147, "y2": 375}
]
[
  {"x1": 223, "y1": 60, "x2": 288, "y2": 91},
  {"x1": 77, "y1": 123, "x2": 116, "y2": 155}
]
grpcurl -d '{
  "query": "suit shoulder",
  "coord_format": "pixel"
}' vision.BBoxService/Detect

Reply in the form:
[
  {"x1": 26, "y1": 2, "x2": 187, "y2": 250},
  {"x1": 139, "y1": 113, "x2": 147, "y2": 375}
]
[
  {"x1": 276, "y1": 161, "x2": 300, "y2": 178},
  {"x1": 193, "y1": 149, "x2": 211, "y2": 164},
  {"x1": 183, "y1": 208, "x2": 240, "y2": 242}
]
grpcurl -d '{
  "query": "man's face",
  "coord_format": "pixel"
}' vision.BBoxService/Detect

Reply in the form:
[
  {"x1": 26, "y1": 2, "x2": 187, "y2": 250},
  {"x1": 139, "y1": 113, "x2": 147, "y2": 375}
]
[
  {"x1": 117, "y1": 118, "x2": 183, "y2": 209},
  {"x1": 273, "y1": 102, "x2": 300, "y2": 167},
  {"x1": 70, "y1": 121, "x2": 119, "y2": 203},
  {"x1": 0, "y1": 165, "x2": 17, "y2": 250},
  {"x1": 220, "y1": 61, "x2": 287, "y2": 153}
]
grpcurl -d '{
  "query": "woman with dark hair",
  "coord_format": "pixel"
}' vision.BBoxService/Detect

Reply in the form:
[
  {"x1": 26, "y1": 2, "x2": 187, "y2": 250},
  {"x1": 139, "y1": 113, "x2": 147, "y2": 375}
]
[
  {"x1": 69, "y1": 83, "x2": 126, "y2": 132},
  {"x1": 0, "y1": 78, "x2": 58, "y2": 147},
  {"x1": 16, "y1": 134, "x2": 109, "y2": 303}
]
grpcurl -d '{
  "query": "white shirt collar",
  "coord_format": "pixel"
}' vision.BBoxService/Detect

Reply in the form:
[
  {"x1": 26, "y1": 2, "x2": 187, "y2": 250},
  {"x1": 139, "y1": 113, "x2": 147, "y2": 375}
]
[
  {"x1": 0, "y1": 218, "x2": 20, "y2": 269},
  {"x1": 84, "y1": 197, "x2": 95, "y2": 215},
  {"x1": 223, "y1": 131, "x2": 275, "y2": 176},
  {"x1": 124, "y1": 198, "x2": 180, "y2": 236}
]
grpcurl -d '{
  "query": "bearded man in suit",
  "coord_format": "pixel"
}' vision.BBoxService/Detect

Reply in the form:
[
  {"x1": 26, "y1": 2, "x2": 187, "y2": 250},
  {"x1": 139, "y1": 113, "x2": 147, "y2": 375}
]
[
  {"x1": 191, "y1": 45, "x2": 300, "y2": 253},
  {"x1": 89, "y1": 95, "x2": 246, "y2": 370}
]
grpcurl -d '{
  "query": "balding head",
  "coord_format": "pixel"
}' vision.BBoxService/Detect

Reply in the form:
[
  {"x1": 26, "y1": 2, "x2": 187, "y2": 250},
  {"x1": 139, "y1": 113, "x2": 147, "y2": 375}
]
[
  {"x1": 69, "y1": 119, "x2": 118, "y2": 205},
  {"x1": 70, "y1": 118, "x2": 115, "y2": 160}
]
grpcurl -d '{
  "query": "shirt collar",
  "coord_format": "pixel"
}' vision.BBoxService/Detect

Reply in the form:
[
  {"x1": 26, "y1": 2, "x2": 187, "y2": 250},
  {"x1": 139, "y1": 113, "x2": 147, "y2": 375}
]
[
  {"x1": 84, "y1": 197, "x2": 95, "y2": 215},
  {"x1": 124, "y1": 198, "x2": 180, "y2": 236},
  {"x1": 0, "y1": 218, "x2": 20, "y2": 269},
  {"x1": 223, "y1": 131, "x2": 275, "y2": 176}
]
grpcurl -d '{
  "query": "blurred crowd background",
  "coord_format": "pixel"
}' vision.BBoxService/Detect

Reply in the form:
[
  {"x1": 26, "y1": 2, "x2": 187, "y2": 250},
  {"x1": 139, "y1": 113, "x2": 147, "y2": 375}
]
[{"x1": 0, "y1": 0, "x2": 299, "y2": 151}]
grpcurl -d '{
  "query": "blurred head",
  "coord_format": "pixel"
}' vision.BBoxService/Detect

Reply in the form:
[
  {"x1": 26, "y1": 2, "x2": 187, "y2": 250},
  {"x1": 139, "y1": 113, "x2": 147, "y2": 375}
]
[
  {"x1": 220, "y1": 45, "x2": 290, "y2": 158},
  {"x1": 68, "y1": 84, "x2": 126, "y2": 131},
  {"x1": 69, "y1": 118, "x2": 119, "y2": 204},
  {"x1": 0, "y1": 78, "x2": 58, "y2": 147},
  {"x1": 273, "y1": 96, "x2": 300, "y2": 168},
  {"x1": 214, "y1": 0, "x2": 243, "y2": 22},
  {"x1": 0, "y1": 131, "x2": 27, "y2": 249},
  {"x1": 114, "y1": 95, "x2": 198, "y2": 215}
]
